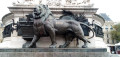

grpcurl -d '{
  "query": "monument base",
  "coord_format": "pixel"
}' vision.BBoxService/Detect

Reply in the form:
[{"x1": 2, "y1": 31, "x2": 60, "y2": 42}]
[
  {"x1": 0, "y1": 48, "x2": 110, "y2": 57},
  {"x1": 78, "y1": 37, "x2": 110, "y2": 52}
]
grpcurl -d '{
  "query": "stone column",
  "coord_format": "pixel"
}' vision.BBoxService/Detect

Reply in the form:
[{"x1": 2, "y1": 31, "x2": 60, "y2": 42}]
[{"x1": 0, "y1": 27, "x2": 4, "y2": 43}]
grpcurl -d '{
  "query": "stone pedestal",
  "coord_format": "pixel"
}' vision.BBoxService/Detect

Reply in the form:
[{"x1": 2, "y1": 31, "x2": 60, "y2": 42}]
[
  {"x1": 78, "y1": 37, "x2": 110, "y2": 52},
  {"x1": 0, "y1": 37, "x2": 26, "y2": 48},
  {"x1": 0, "y1": 48, "x2": 110, "y2": 57}
]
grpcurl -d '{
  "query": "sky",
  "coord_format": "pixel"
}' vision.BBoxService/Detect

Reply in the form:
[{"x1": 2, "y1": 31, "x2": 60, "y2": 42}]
[{"x1": 0, "y1": 0, "x2": 120, "y2": 22}]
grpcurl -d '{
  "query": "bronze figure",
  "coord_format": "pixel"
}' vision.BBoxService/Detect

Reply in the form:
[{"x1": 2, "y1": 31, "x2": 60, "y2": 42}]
[{"x1": 27, "y1": 4, "x2": 94, "y2": 48}]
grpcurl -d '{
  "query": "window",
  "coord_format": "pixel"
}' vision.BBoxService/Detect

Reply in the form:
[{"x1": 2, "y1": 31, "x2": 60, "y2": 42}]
[
  {"x1": 107, "y1": 39, "x2": 109, "y2": 43},
  {"x1": 107, "y1": 34, "x2": 109, "y2": 38},
  {"x1": 112, "y1": 39, "x2": 114, "y2": 44},
  {"x1": 1, "y1": 24, "x2": 3, "y2": 27},
  {"x1": 105, "y1": 25, "x2": 108, "y2": 30},
  {"x1": 110, "y1": 25, "x2": 113, "y2": 30}
]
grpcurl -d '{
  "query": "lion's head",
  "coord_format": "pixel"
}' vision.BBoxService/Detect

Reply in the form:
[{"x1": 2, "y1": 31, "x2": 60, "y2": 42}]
[
  {"x1": 33, "y1": 6, "x2": 42, "y2": 15},
  {"x1": 33, "y1": 5, "x2": 46, "y2": 18}
]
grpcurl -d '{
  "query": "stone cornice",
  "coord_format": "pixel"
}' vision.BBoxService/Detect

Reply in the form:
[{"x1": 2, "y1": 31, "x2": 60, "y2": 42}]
[{"x1": 8, "y1": 6, "x2": 98, "y2": 14}]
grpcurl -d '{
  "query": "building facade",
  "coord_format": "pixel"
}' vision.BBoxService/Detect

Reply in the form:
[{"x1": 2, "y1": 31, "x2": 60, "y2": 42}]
[{"x1": 100, "y1": 13, "x2": 117, "y2": 45}]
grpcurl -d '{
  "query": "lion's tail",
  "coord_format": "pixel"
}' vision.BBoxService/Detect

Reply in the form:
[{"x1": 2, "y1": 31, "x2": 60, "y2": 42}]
[{"x1": 79, "y1": 22, "x2": 94, "y2": 39}]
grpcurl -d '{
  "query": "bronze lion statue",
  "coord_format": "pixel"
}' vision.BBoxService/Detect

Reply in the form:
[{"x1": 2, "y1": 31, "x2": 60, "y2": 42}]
[{"x1": 27, "y1": 4, "x2": 94, "y2": 48}]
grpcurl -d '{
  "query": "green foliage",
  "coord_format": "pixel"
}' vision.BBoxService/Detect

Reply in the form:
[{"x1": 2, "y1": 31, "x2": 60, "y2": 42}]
[{"x1": 111, "y1": 23, "x2": 120, "y2": 41}]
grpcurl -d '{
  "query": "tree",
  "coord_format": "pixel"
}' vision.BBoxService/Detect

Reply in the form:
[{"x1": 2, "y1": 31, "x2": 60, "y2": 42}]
[{"x1": 111, "y1": 23, "x2": 120, "y2": 41}]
